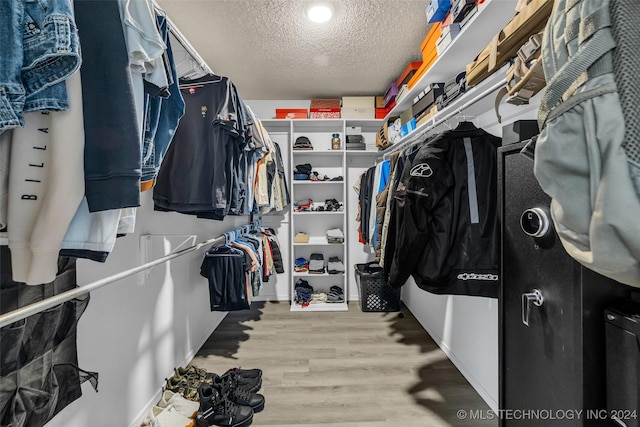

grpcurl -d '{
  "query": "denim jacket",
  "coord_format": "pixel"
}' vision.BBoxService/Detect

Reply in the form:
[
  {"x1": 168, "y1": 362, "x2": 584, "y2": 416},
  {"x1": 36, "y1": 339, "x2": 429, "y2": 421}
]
[{"x1": 0, "y1": 0, "x2": 81, "y2": 131}]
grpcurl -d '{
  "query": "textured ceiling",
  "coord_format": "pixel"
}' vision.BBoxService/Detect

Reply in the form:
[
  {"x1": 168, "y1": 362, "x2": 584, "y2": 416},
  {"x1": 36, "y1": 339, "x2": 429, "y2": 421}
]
[{"x1": 156, "y1": 0, "x2": 430, "y2": 100}]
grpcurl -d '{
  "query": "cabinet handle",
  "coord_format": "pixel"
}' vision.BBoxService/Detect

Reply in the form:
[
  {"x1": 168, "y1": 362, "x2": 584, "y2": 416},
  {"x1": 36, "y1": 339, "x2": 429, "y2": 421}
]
[{"x1": 522, "y1": 289, "x2": 544, "y2": 327}]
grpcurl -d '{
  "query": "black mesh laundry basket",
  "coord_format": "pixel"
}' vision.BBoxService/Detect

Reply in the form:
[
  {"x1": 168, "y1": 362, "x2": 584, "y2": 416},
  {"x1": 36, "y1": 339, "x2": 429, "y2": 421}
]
[{"x1": 354, "y1": 262, "x2": 401, "y2": 312}]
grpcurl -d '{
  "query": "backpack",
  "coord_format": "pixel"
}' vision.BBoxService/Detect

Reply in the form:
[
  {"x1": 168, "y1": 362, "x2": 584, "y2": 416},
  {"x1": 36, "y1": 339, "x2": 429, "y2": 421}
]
[{"x1": 533, "y1": 0, "x2": 640, "y2": 286}]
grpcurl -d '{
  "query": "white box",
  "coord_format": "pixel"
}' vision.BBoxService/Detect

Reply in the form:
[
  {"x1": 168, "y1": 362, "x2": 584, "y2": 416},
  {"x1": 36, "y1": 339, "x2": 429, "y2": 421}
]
[
  {"x1": 346, "y1": 126, "x2": 362, "y2": 135},
  {"x1": 341, "y1": 96, "x2": 375, "y2": 119}
]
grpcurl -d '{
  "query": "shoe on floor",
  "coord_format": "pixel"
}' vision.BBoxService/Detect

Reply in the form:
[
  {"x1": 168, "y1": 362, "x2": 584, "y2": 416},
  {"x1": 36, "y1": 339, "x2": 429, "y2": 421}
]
[
  {"x1": 195, "y1": 384, "x2": 254, "y2": 427},
  {"x1": 144, "y1": 405, "x2": 195, "y2": 427},
  {"x1": 158, "y1": 390, "x2": 200, "y2": 419},
  {"x1": 327, "y1": 257, "x2": 345, "y2": 274},
  {"x1": 165, "y1": 376, "x2": 200, "y2": 402},
  {"x1": 308, "y1": 253, "x2": 325, "y2": 274},
  {"x1": 174, "y1": 366, "x2": 214, "y2": 384},
  {"x1": 214, "y1": 372, "x2": 265, "y2": 412}
]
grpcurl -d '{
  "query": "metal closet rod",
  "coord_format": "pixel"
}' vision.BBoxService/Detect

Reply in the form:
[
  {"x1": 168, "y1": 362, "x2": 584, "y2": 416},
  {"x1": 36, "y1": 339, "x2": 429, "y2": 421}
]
[
  {"x1": 153, "y1": 1, "x2": 215, "y2": 75},
  {"x1": 0, "y1": 234, "x2": 227, "y2": 329},
  {"x1": 382, "y1": 78, "x2": 507, "y2": 159}
]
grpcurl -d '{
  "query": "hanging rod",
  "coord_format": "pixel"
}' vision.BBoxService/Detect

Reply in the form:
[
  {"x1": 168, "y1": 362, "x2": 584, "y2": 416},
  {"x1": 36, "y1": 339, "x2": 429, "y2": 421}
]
[
  {"x1": 0, "y1": 234, "x2": 226, "y2": 329},
  {"x1": 382, "y1": 77, "x2": 507, "y2": 159},
  {"x1": 152, "y1": 1, "x2": 214, "y2": 75}
]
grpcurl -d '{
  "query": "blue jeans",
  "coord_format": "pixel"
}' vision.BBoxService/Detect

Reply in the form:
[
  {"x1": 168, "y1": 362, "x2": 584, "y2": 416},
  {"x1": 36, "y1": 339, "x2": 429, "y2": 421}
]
[
  {"x1": 0, "y1": 0, "x2": 80, "y2": 131},
  {"x1": 140, "y1": 14, "x2": 185, "y2": 187}
]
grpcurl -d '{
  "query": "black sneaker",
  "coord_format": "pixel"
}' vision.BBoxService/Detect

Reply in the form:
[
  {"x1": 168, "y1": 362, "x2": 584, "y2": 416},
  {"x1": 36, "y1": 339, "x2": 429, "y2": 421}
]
[
  {"x1": 196, "y1": 384, "x2": 253, "y2": 427},
  {"x1": 223, "y1": 367, "x2": 262, "y2": 380},
  {"x1": 222, "y1": 368, "x2": 262, "y2": 394},
  {"x1": 214, "y1": 372, "x2": 265, "y2": 413}
]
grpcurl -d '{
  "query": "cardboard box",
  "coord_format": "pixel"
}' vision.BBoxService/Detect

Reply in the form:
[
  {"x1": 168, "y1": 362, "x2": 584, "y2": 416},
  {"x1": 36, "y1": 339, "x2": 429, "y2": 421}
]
[
  {"x1": 400, "y1": 118, "x2": 417, "y2": 137},
  {"x1": 459, "y1": 5, "x2": 477, "y2": 27},
  {"x1": 342, "y1": 96, "x2": 375, "y2": 119},
  {"x1": 375, "y1": 96, "x2": 385, "y2": 109},
  {"x1": 400, "y1": 107, "x2": 414, "y2": 126},
  {"x1": 376, "y1": 108, "x2": 387, "y2": 119},
  {"x1": 416, "y1": 104, "x2": 439, "y2": 126},
  {"x1": 310, "y1": 111, "x2": 340, "y2": 119},
  {"x1": 275, "y1": 109, "x2": 308, "y2": 119},
  {"x1": 426, "y1": 0, "x2": 451, "y2": 23},
  {"x1": 396, "y1": 62, "x2": 423, "y2": 88}
]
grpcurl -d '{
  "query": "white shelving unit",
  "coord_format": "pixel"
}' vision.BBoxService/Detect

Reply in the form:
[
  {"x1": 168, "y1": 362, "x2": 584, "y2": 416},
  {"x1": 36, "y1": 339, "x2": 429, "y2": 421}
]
[{"x1": 261, "y1": 118, "x2": 383, "y2": 311}]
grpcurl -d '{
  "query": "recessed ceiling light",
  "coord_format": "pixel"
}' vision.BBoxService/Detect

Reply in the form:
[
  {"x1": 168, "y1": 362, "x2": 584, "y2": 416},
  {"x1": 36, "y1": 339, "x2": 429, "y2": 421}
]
[{"x1": 307, "y1": 3, "x2": 334, "y2": 23}]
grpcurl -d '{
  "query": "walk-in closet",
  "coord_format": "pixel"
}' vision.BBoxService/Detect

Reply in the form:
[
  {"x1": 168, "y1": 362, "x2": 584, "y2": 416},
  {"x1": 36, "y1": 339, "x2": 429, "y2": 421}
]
[{"x1": 2, "y1": 0, "x2": 639, "y2": 426}]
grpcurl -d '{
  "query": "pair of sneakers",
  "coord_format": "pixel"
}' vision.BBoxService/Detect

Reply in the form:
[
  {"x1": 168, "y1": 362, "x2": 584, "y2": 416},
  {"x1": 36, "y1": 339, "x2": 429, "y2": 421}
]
[
  {"x1": 327, "y1": 286, "x2": 345, "y2": 303},
  {"x1": 166, "y1": 366, "x2": 262, "y2": 402},
  {"x1": 196, "y1": 371, "x2": 264, "y2": 427}
]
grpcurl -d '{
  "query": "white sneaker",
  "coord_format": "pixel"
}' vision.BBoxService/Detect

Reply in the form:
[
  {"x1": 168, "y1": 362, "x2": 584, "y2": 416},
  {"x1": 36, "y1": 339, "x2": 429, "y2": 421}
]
[
  {"x1": 158, "y1": 390, "x2": 199, "y2": 419},
  {"x1": 143, "y1": 405, "x2": 195, "y2": 427}
]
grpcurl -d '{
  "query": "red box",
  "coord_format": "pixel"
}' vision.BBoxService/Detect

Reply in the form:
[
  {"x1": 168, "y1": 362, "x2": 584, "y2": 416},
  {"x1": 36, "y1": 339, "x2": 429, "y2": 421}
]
[
  {"x1": 310, "y1": 111, "x2": 341, "y2": 119},
  {"x1": 396, "y1": 62, "x2": 423, "y2": 88},
  {"x1": 276, "y1": 109, "x2": 308, "y2": 119},
  {"x1": 375, "y1": 108, "x2": 387, "y2": 119}
]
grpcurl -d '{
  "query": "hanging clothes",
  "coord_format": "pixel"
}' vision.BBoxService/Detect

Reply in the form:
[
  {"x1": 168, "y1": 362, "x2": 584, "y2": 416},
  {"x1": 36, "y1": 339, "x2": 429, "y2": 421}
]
[
  {"x1": 200, "y1": 245, "x2": 252, "y2": 311},
  {"x1": 388, "y1": 122, "x2": 501, "y2": 298}
]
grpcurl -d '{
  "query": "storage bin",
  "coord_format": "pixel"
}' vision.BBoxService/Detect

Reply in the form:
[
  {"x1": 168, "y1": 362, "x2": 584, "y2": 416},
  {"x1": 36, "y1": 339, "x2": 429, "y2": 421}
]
[{"x1": 354, "y1": 262, "x2": 401, "y2": 312}]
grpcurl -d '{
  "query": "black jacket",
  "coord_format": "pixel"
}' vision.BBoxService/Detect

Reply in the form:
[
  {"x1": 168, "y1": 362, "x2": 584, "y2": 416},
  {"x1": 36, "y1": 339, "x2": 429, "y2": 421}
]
[{"x1": 388, "y1": 124, "x2": 501, "y2": 298}]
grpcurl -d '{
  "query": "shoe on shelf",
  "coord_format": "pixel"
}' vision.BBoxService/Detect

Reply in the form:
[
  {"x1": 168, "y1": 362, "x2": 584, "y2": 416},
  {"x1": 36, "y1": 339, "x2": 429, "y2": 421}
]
[
  {"x1": 144, "y1": 405, "x2": 196, "y2": 427},
  {"x1": 308, "y1": 253, "x2": 325, "y2": 274},
  {"x1": 327, "y1": 257, "x2": 345, "y2": 274},
  {"x1": 327, "y1": 286, "x2": 345, "y2": 303},
  {"x1": 294, "y1": 199, "x2": 313, "y2": 212},
  {"x1": 294, "y1": 232, "x2": 309, "y2": 243},
  {"x1": 195, "y1": 384, "x2": 253, "y2": 427},
  {"x1": 158, "y1": 390, "x2": 200, "y2": 419},
  {"x1": 329, "y1": 176, "x2": 343, "y2": 182},
  {"x1": 213, "y1": 372, "x2": 265, "y2": 413}
]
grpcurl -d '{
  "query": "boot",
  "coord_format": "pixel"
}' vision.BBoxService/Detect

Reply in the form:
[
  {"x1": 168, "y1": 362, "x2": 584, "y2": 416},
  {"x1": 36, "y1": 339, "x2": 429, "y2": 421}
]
[
  {"x1": 214, "y1": 372, "x2": 265, "y2": 413},
  {"x1": 195, "y1": 384, "x2": 253, "y2": 427}
]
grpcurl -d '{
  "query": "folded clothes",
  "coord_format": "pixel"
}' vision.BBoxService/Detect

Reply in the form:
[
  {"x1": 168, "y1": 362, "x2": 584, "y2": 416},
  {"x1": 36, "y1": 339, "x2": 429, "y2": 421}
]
[
  {"x1": 294, "y1": 257, "x2": 309, "y2": 272},
  {"x1": 326, "y1": 228, "x2": 344, "y2": 244},
  {"x1": 308, "y1": 253, "x2": 325, "y2": 274},
  {"x1": 327, "y1": 256, "x2": 345, "y2": 274}
]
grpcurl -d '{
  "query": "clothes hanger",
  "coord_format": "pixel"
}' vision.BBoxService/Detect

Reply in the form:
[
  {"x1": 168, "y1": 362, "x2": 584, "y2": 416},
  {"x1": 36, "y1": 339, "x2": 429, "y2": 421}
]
[{"x1": 179, "y1": 72, "x2": 223, "y2": 89}]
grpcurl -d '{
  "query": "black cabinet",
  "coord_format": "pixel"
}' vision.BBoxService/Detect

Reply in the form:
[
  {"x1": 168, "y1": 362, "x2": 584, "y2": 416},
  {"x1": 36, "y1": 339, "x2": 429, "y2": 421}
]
[{"x1": 498, "y1": 141, "x2": 630, "y2": 426}]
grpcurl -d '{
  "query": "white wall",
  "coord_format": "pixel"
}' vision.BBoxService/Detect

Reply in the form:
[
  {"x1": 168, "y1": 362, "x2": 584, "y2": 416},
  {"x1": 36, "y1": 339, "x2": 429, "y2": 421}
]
[
  {"x1": 44, "y1": 191, "x2": 269, "y2": 427},
  {"x1": 247, "y1": 99, "x2": 310, "y2": 121}
]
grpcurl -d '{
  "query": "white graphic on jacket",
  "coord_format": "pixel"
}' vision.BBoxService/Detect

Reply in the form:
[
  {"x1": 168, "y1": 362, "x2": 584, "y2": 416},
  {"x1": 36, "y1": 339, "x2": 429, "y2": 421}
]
[{"x1": 410, "y1": 163, "x2": 433, "y2": 177}]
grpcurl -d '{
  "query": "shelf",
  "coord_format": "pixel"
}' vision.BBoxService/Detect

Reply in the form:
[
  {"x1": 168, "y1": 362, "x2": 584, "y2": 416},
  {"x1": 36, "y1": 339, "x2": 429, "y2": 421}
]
[
  {"x1": 345, "y1": 150, "x2": 381, "y2": 156},
  {"x1": 292, "y1": 119, "x2": 344, "y2": 132},
  {"x1": 260, "y1": 119, "x2": 291, "y2": 132},
  {"x1": 344, "y1": 119, "x2": 384, "y2": 132},
  {"x1": 290, "y1": 302, "x2": 349, "y2": 312},
  {"x1": 292, "y1": 211, "x2": 344, "y2": 216},
  {"x1": 293, "y1": 272, "x2": 345, "y2": 277},
  {"x1": 381, "y1": 70, "x2": 507, "y2": 157},
  {"x1": 292, "y1": 181, "x2": 343, "y2": 185},
  {"x1": 294, "y1": 236, "x2": 344, "y2": 246},
  {"x1": 385, "y1": 0, "x2": 519, "y2": 120},
  {"x1": 292, "y1": 150, "x2": 344, "y2": 155}
]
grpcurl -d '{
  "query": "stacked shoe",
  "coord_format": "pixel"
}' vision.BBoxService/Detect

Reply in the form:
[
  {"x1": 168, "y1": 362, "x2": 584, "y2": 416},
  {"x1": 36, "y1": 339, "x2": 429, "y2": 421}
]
[
  {"x1": 294, "y1": 257, "x2": 308, "y2": 272},
  {"x1": 321, "y1": 199, "x2": 343, "y2": 212},
  {"x1": 327, "y1": 257, "x2": 345, "y2": 275},
  {"x1": 294, "y1": 279, "x2": 314, "y2": 306},
  {"x1": 294, "y1": 198, "x2": 313, "y2": 212},
  {"x1": 308, "y1": 253, "x2": 325, "y2": 274},
  {"x1": 293, "y1": 136, "x2": 313, "y2": 150},
  {"x1": 327, "y1": 286, "x2": 345, "y2": 303},
  {"x1": 326, "y1": 228, "x2": 344, "y2": 244}
]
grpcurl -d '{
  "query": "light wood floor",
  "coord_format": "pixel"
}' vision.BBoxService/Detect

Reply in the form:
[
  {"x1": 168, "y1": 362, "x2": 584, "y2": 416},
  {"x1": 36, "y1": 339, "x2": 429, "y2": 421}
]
[{"x1": 191, "y1": 301, "x2": 497, "y2": 427}]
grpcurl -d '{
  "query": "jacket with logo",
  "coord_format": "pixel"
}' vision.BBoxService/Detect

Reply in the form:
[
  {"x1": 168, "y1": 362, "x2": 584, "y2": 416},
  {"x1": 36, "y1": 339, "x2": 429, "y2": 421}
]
[{"x1": 388, "y1": 124, "x2": 501, "y2": 298}]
